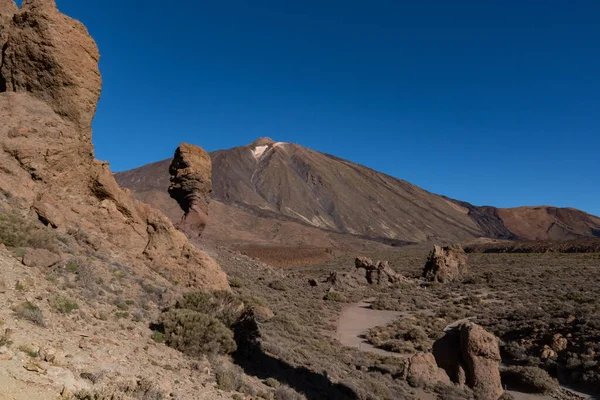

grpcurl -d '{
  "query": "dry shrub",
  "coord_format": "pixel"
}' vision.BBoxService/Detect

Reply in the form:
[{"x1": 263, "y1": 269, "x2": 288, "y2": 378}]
[
  {"x1": 501, "y1": 366, "x2": 559, "y2": 394},
  {"x1": 13, "y1": 301, "x2": 45, "y2": 326},
  {"x1": 274, "y1": 385, "x2": 307, "y2": 400}
]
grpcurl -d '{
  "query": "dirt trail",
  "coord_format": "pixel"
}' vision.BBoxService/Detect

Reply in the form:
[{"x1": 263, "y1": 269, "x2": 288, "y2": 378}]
[{"x1": 336, "y1": 298, "x2": 401, "y2": 357}]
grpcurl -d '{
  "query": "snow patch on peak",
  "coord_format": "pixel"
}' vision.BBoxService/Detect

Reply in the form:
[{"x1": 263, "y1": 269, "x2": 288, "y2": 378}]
[{"x1": 251, "y1": 145, "x2": 268, "y2": 159}]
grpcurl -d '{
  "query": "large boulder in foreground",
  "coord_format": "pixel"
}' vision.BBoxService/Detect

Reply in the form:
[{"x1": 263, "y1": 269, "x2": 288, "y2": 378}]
[
  {"x1": 433, "y1": 322, "x2": 503, "y2": 400},
  {"x1": 168, "y1": 143, "x2": 212, "y2": 239},
  {"x1": 0, "y1": 0, "x2": 228, "y2": 290},
  {"x1": 422, "y1": 244, "x2": 468, "y2": 283}
]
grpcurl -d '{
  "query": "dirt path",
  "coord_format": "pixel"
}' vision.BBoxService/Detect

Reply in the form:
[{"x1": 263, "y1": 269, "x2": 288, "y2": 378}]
[{"x1": 336, "y1": 298, "x2": 402, "y2": 357}]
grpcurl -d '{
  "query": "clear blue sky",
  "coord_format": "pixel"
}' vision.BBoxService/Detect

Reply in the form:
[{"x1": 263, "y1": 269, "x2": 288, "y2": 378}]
[{"x1": 47, "y1": 1, "x2": 600, "y2": 215}]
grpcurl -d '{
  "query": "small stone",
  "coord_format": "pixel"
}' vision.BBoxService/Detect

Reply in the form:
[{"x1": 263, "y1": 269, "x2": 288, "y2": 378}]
[{"x1": 24, "y1": 362, "x2": 47, "y2": 373}]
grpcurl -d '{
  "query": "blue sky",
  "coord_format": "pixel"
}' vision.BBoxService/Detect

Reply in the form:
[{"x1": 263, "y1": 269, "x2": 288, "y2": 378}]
[{"x1": 44, "y1": 1, "x2": 600, "y2": 215}]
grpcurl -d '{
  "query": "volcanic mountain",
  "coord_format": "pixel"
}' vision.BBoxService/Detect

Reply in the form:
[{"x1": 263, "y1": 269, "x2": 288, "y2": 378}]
[{"x1": 115, "y1": 138, "x2": 600, "y2": 246}]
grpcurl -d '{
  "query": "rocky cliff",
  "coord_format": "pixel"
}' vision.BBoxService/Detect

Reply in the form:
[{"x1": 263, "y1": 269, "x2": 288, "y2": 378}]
[{"x1": 0, "y1": 0, "x2": 228, "y2": 290}]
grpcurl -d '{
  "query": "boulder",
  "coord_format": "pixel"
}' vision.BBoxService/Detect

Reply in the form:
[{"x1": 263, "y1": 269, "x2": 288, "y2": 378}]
[
  {"x1": 433, "y1": 322, "x2": 503, "y2": 400},
  {"x1": 22, "y1": 248, "x2": 61, "y2": 268},
  {"x1": 423, "y1": 245, "x2": 468, "y2": 283},
  {"x1": 550, "y1": 333, "x2": 567, "y2": 352},
  {"x1": 355, "y1": 257, "x2": 407, "y2": 285},
  {"x1": 168, "y1": 143, "x2": 212, "y2": 239},
  {"x1": 404, "y1": 352, "x2": 452, "y2": 387}
]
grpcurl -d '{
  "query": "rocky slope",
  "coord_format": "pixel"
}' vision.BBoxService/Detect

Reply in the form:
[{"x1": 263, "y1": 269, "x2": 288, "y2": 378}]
[
  {"x1": 0, "y1": 0, "x2": 228, "y2": 290},
  {"x1": 116, "y1": 138, "x2": 600, "y2": 246}
]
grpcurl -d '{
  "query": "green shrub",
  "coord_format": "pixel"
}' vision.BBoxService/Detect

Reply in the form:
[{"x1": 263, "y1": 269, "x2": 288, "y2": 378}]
[
  {"x1": 160, "y1": 309, "x2": 236, "y2": 356},
  {"x1": 51, "y1": 295, "x2": 79, "y2": 314},
  {"x1": 0, "y1": 211, "x2": 58, "y2": 251},
  {"x1": 229, "y1": 277, "x2": 243, "y2": 288},
  {"x1": 176, "y1": 290, "x2": 244, "y2": 327},
  {"x1": 13, "y1": 301, "x2": 44, "y2": 326},
  {"x1": 151, "y1": 331, "x2": 164, "y2": 343},
  {"x1": 324, "y1": 290, "x2": 346, "y2": 302}
]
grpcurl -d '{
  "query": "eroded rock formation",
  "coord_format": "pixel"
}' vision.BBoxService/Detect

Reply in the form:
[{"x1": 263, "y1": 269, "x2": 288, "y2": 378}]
[
  {"x1": 168, "y1": 143, "x2": 212, "y2": 239},
  {"x1": 0, "y1": 0, "x2": 228, "y2": 290},
  {"x1": 433, "y1": 322, "x2": 503, "y2": 400},
  {"x1": 422, "y1": 244, "x2": 468, "y2": 283},
  {"x1": 355, "y1": 256, "x2": 407, "y2": 285}
]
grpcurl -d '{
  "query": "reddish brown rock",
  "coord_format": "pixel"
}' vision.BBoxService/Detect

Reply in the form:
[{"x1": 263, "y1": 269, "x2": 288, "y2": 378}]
[
  {"x1": 355, "y1": 257, "x2": 407, "y2": 285},
  {"x1": 434, "y1": 322, "x2": 503, "y2": 400},
  {"x1": 169, "y1": 143, "x2": 212, "y2": 239},
  {"x1": 404, "y1": 352, "x2": 451, "y2": 387},
  {"x1": 22, "y1": 248, "x2": 61, "y2": 268},
  {"x1": 423, "y1": 244, "x2": 468, "y2": 283},
  {"x1": 0, "y1": 1, "x2": 228, "y2": 290}
]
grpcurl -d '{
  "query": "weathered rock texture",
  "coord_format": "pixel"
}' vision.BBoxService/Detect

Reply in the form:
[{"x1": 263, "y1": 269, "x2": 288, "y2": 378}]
[
  {"x1": 355, "y1": 256, "x2": 407, "y2": 285},
  {"x1": 433, "y1": 322, "x2": 503, "y2": 400},
  {"x1": 0, "y1": 0, "x2": 228, "y2": 290},
  {"x1": 402, "y1": 352, "x2": 451, "y2": 388},
  {"x1": 422, "y1": 245, "x2": 468, "y2": 283},
  {"x1": 168, "y1": 143, "x2": 212, "y2": 239}
]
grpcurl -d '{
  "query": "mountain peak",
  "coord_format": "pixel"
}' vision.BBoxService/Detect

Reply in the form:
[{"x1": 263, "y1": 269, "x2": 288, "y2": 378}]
[{"x1": 249, "y1": 137, "x2": 276, "y2": 147}]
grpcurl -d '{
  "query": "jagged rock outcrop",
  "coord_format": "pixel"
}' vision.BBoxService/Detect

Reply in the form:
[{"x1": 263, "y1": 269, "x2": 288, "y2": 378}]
[
  {"x1": 355, "y1": 256, "x2": 407, "y2": 285},
  {"x1": 0, "y1": 0, "x2": 228, "y2": 290},
  {"x1": 422, "y1": 245, "x2": 468, "y2": 283},
  {"x1": 433, "y1": 322, "x2": 503, "y2": 400},
  {"x1": 168, "y1": 143, "x2": 212, "y2": 239}
]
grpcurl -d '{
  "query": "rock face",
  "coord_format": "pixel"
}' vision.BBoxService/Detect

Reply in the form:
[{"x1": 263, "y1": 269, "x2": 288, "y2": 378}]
[
  {"x1": 433, "y1": 322, "x2": 503, "y2": 400},
  {"x1": 422, "y1": 245, "x2": 468, "y2": 283},
  {"x1": 168, "y1": 143, "x2": 212, "y2": 239},
  {"x1": 355, "y1": 257, "x2": 406, "y2": 285},
  {"x1": 403, "y1": 352, "x2": 452, "y2": 387},
  {"x1": 0, "y1": 0, "x2": 228, "y2": 290}
]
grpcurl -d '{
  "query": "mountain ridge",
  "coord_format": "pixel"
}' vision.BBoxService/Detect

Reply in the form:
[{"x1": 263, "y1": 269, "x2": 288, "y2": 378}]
[{"x1": 115, "y1": 139, "x2": 600, "y2": 245}]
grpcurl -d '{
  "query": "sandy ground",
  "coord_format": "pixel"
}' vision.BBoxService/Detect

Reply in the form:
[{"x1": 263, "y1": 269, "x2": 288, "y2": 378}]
[{"x1": 336, "y1": 298, "x2": 401, "y2": 357}]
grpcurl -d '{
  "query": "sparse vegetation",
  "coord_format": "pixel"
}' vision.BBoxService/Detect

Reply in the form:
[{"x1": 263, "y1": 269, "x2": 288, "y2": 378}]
[
  {"x1": 501, "y1": 366, "x2": 559, "y2": 394},
  {"x1": 13, "y1": 301, "x2": 44, "y2": 326},
  {"x1": 0, "y1": 211, "x2": 58, "y2": 251},
  {"x1": 50, "y1": 295, "x2": 80, "y2": 313}
]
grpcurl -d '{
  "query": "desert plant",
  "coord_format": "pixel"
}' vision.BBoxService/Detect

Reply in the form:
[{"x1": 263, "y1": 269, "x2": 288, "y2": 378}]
[
  {"x1": 176, "y1": 290, "x2": 244, "y2": 327},
  {"x1": 274, "y1": 385, "x2": 307, "y2": 400},
  {"x1": 160, "y1": 309, "x2": 236, "y2": 356},
  {"x1": 0, "y1": 211, "x2": 58, "y2": 251},
  {"x1": 13, "y1": 301, "x2": 44, "y2": 326},
  {"x1": 150, "y1": 331, "x2": 164, "y2": 343},
  {"x1": 501, "y1": 366, "x2": 559, "y2": 394},
  {"x1": 51, "y1": 295, "x2": 80, "y2": 314},
  {"x1": 324, "y1": 290, "x2": 346, "y2": 302}
]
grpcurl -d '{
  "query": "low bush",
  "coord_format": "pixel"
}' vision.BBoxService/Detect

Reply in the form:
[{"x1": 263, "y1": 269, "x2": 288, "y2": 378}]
[
  {"x1": 176, "y1": 290, "x2": 244, "y2": 327},
  {"x1": 274, "y1": 385, "x2": 307, "y2": 400},
  {"x1": 51, "y1": 295, "x2": 80, "y2": 314},
  {"x1": 0, "y1": 211, "x2": 58, "y2": 251},
  {"x1": 324, "y1": 290, "x2": 346, "y2": 302},
  {"x1": 160, "y1": 309, "x2": 236, "y2": 356},
  {"x1": 501, "y1": 366, "x2": 559, "y2": 394},
  {"x1": 13, "y1": 301, "x2": 44, "y2": 326}
]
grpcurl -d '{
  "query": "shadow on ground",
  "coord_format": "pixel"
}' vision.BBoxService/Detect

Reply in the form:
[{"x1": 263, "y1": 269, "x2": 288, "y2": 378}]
[{"x1": 232, "y1": 311, "x2": 358, "y2": 400}]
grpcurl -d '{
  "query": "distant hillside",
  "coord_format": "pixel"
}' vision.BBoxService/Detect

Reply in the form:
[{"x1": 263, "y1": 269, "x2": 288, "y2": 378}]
[{"x1": 115, "y1": 138, "x2": 600, "y2": 245}]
